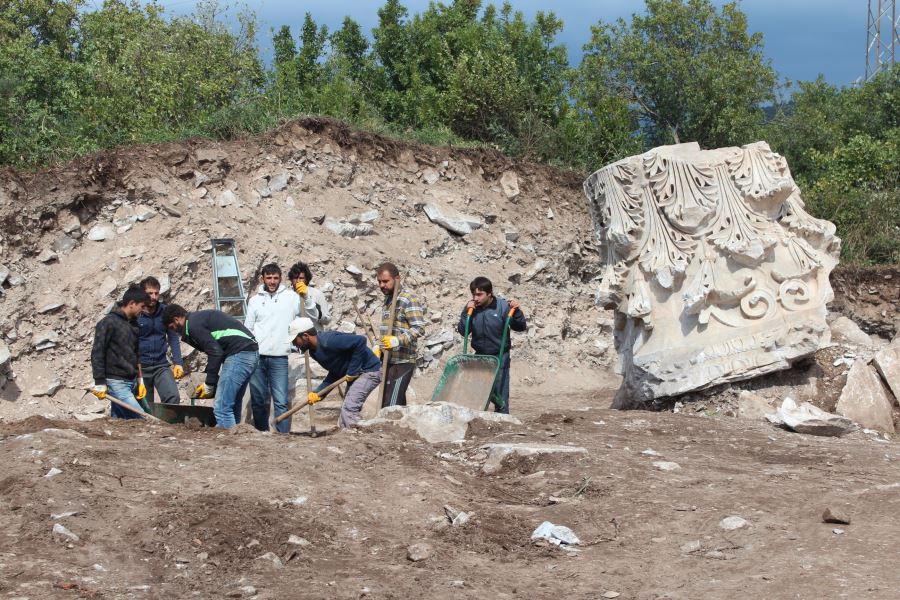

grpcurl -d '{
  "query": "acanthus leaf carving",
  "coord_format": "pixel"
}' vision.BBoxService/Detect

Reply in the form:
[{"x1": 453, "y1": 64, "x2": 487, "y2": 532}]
[
  {"x1": 726, "y1": 143, "x2": 792, "y2": 200},
  {"x1": 645, "y1": 151, "x2": 717, "y2": 232},
  {"x1": 636, "y1": 184, "x2": 696, "y2": 290},
  {"x1": 706, "y1": 166, "x2": 778, "y2": 265}
]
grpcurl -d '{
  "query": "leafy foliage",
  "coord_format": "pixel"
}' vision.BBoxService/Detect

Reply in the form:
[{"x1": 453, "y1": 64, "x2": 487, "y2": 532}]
[{"x1": 0, "y1": 0, "x2": 894, "y2": 263}]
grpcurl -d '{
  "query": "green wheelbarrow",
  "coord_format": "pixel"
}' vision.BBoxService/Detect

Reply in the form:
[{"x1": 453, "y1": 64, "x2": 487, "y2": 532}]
[{"x1": 430, "y1": 306, "x2": 515, "y2": 411}]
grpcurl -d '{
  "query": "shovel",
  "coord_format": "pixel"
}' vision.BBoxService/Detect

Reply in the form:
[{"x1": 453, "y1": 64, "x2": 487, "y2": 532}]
[
  {"x1": 275, "y1": 377, "x2": 346, "y2": 424},
  {"x1": 105, "y1": 393, "x2": 165, "y2": 423}
]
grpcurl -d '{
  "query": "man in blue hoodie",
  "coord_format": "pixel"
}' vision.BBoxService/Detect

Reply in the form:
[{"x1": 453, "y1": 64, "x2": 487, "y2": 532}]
[
  {"x1": 456, "y1": 276, "x2": 527, "y2": 414},
  {"x1": 137, "y1": 276, "x2": 185, "y2": 405},
  {"x1": 288, "y1": 317, "x2": 382, "y2": 428}
]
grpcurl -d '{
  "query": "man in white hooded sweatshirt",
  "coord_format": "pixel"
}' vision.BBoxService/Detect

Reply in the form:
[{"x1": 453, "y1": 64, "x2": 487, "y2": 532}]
[{"x1": 246, "y1": 263, "x2": 318, "y2": 432}]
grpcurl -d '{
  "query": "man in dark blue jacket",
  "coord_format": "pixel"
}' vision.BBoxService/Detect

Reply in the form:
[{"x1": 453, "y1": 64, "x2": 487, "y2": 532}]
[
  {"x1": 137, "y1": 276, "x2": 185, "y2": 404},
  {"x1": 288, "y1": 317, "x2": 382, "y2": 428},
  {"x1": 456, "y1": 276, "x2": 527, "y2": 414},
  {"x1": 163, "y1": 305, "x2": 259, "y2": 429}
]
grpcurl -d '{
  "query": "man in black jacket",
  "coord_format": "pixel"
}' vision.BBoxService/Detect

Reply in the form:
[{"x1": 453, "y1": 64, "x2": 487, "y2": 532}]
[
  {"x1": 163, "y1": 305, "x2": 259, "y2": 429},
  {"x1": 456, "y1": 276, "x2": 527, "y2": 414},
  {"x1": 91, "y1": 286, "x2": 151, "y2": 419}
]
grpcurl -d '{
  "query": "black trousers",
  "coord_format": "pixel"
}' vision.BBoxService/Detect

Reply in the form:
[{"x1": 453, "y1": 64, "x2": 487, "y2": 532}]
[{"x1": 382, "y1": 362, "x2": 415, "y2": 407}]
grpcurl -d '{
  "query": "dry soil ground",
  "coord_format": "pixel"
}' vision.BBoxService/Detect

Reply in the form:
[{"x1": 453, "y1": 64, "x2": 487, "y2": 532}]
[{"x1": 2, "y1": 379, "x2": 899, "y2": 600}]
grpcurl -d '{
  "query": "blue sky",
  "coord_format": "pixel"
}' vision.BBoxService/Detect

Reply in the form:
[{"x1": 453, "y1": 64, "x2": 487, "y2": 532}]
[{"x1": 155, "y1": 0, "x2": 867, "y2": 87}]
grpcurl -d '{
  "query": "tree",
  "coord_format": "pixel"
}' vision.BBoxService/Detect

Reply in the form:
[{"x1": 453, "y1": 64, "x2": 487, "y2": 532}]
[{"x1": 578, "y1": 0, "x2": 777, "y2": 148}]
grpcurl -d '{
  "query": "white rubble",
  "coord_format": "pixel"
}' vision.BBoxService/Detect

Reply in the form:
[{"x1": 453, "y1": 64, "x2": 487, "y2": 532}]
[
  {"x1": 360, "y1": 402, "x2": 520, "y2": 444},
  {"x1": 422, "y1": 202, "x2": 483, "y2": 236},
  {"x1": 531, "y1": 521, "x2": 580, "y2": 546},
  {"x1": 766, "y1": 397, "x2": 853, "y2": 437},
  {"x1": 584, "y1": 141, "x2": 839, "y2": 407},
  {"x1": 830, "y1": 316, "x2": 875, "y2": 348},
  {"x1": 719, "y1": 516, "x2": 749, "y2": 530}
]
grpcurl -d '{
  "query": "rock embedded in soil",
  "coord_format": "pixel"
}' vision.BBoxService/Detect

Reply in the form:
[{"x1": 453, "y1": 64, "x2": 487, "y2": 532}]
[
  {"x1": 406, "y1": 542, "x2": 433, "y2": 562},
  {"x1": 822, "y1": 508, "x2": 851, "y2": 525},
  {"x1": 480, "y1": 442, "x2": 586, "y2": 475},
  {"x1": 719, "y1": 516, "x2": 749, "y2": 531},
  {"x1": 52, "y1": 523, "x2": 79, "y2": 542}
]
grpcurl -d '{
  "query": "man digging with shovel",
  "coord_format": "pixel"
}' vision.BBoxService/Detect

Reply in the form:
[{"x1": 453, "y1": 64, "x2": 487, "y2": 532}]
[{"x1": 287, "y1": 317, "x2": 382, "y2": 428}]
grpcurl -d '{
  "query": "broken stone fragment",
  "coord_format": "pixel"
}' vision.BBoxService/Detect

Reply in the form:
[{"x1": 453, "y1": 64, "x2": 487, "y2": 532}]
[
  {"x1": 835, "y1": 360, "x2": 895, "y2": 433},
  {"x1": 36, "y1": 248, "x2": 57, "y2": 263},
  {"x1": 766, "y1": 397, "x2": 853, "y2": 436},
  {"x1": 134, "y1": 205, "x2": 156, "y2": 221},
  {"x1": 361, "y1": 403, "x2": 520, "y2": 444},
  {"x1": 29, "y1": 376, "x2": 63, "y2": 397},
  {"x1": 32, "y1": 329, "x2": 59, "y2": 351},
  {"x1": 37, "y1": 302, "x2": 64, "y2": 314},
  {"x1": 0, "y1": 264, "x2": 8, "y2": 285},
  {"x1": 736, "y1": 390, "x2": 773, "y2": 420},
  {"x1": 50, "y1": 235, "x2": 76, "y2": 254},
  {"x1": 872, "y1": 339, "x2": 900, "y2": 400},
  {"x1": 481, "y1": 442, "x2": 586, "y2": 475},
  {"x1": 830, "y1": 316, "x2": 874, "y2": 348},
  {"x1": 0, "y1": 341, "x2": 10, "y2": 367},
  {"x1": 500, "y1": 170, "x2": 520, "y2": 199},
  {"x1": 268, "y1": 172, "x2": 290, "y2": 193},
  {"x1": 195, "y1": 148, "x2": 227, "y2": 163},
  {"x1": 324, "y1": 218, "x2": 372, "y2": 238},
  {"x1": 422, "y1": 203, "x2": 482, "y2": 236},
  {"x1": 523, "y1": 259, "x2": 548, "y2": 282},
  {"x1": 113, "y1": 205, "x2": 137, "y2": 227},
  {"x1": 406, "y1": 542, "x2": 433, "y2": 562},
  {"x1": 87, "y1": 225, "x2": 115, "y2": 242},
  {"x1": 52, "y1": 523, "x2": 79, "y2": 542},
  {"x1": 99, "y1": 276, "x2": 117, "y2": 298},
  {"x1": 421, "y1": 168, "x2": 440, "y2": 185},
  {"x1": 719, "y1": 516, "x2": 748, "y2": 531},
  {"x1": 822, "y1": 507, "x2": 851, "y2": 525},
  {"x1": 160, "y1": 203, "x2": 182, "y2": 218}
]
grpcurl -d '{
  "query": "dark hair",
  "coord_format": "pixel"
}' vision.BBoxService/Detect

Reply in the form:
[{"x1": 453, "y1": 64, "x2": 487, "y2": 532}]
[
  {"x1": 139, "y1": 276, "x2": 161, "y2": 291},
  {"x1": 469, "y1": 276, "x2": 493, "y2": 295},
  {"x1": 376, "y1": 262, "x2": 399, "y2": 277},
  {"x1": 119, "y1": 285, "x2": 150, "y2": 307},
  {"x1": 261, "y1": 263, "x2": 281, "y2": 277},
  {"x1": 287, "y1": 262, "x2": 313, "y2": 284},
  {"x1": 162, "y1": 304, "x2": 188, "y2": 328}
]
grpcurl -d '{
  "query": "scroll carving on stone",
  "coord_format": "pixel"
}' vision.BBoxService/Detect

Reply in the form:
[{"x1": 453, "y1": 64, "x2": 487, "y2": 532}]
[{"x1": 583, "y1": 142, "x2": 840, "y2": 407}]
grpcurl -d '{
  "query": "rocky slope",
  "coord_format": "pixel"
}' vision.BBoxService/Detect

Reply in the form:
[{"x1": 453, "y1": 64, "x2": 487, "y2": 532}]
[{"x1": 0, "y1": 118, "x2": 617, "y2": 421}]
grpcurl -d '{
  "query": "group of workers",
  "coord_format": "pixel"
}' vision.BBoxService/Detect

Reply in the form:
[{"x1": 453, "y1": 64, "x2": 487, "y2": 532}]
[{"x1": 89, "y1": 260, "x2": 527, "y2": 431}]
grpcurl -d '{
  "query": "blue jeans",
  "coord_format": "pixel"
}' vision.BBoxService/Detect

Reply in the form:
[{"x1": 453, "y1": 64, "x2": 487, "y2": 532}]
[
  {"x1": 214, "y1": 350, "x2": 259, "y2": 429},
  {"x1": 249, "y1": 355, "x2": 291, "y2": 433},
  {"x1": 489, "y1": 353, "x2": 511, "y2": 414},
  {"x1": 107, "y1": 378, "x2": 144, "y2": 420}
]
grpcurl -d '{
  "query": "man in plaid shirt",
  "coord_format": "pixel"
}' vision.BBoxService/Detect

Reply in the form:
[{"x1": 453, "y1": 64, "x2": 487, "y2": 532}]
[{"x1": 376, "y1": 262, "x2": 427, "y2": 407}]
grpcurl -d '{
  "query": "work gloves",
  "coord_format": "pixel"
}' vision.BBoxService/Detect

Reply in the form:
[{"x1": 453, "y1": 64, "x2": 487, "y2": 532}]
[
  {"x1": 194, "y1": 383, "x2": 216, "y2": 399},
  {"x1": 136, "y1": 378, "x2": 147, "y2": 400},
  {"x1": 372, "y1": 346, "x2": 382, "y2": 359},
  {"x1": 344, "y1": 374, "x2": 359, "y2": 384},
  {"x1": 307, "y1": 391, "x2": 321, "y2": 405},
  {"x1": 91, "y1": 384, "x2": 107, "y2": 400},
  {"x1": 294, "y1": 281, "x2": 308, "y2": 296},
  {"x1": 171, "y1": 365, "x2": 184, "y2": 379},
  {"x1": 381, "y1": 335, "x2": 400, "y2": 350}
]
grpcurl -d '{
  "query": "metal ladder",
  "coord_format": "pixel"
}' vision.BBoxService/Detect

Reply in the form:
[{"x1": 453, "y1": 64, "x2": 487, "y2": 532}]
[{"x1": 210, "y1": 238, "x2": 248, "y2": 321}]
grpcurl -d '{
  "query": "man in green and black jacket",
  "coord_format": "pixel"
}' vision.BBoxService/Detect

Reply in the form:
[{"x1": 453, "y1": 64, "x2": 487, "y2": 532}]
[{"x1": 162, "y1": 305, "x2": 259, "y2": 429}]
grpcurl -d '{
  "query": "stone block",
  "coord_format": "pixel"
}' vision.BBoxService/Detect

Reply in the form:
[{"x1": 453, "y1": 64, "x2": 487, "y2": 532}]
[
  {"x1": 835, "y1": 360, "x2": 895, "y2": 433},
  {"x1": 583, "y1": 142, "x2": 839, "y2": 406},
  {"x1": 481, "y1": 443, "x2": 587, "y2": 474},
  {"x1": 830, "y1": 316, "x2": 874, "y2": 348},
  {"x1": 873, "y1": 340, "x2": 900, "y2": 402},
  {"x1": 360, "y1": 402, "x2": 520, "y2": 443}
]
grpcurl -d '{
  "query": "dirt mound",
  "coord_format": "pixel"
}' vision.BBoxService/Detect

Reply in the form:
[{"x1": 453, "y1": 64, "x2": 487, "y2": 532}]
[{"x1": 830, "y1": 265, "x2": 900, "y2": 340}]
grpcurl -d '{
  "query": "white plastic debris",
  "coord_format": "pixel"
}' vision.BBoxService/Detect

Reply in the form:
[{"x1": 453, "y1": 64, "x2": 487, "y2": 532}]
[{"x1": 531, "y1": 521, "x2": 580, "y2": 546}]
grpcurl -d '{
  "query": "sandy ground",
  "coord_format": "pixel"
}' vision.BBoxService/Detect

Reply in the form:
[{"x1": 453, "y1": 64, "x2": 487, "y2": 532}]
[{"x1": 2, "y1": 372, "x2": 899, "y2": 600}]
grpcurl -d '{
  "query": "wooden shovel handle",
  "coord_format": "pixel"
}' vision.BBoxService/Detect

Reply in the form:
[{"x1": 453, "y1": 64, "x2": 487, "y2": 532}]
[
  {"x1": 107, "y1": 394, "x2": 165, "y2": 423},
  {"x1": 275, "y1": 378, "x2": 345, "y2": 424}
]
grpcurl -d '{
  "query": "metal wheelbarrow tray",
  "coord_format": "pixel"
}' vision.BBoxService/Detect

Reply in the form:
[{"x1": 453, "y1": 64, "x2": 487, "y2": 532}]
[
  {"x1": 147, "y1": 402, "x2": 217, "y2": 427},
  {"x1": 430, "y1": 353, "x2": 500, "y2": 411}
]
